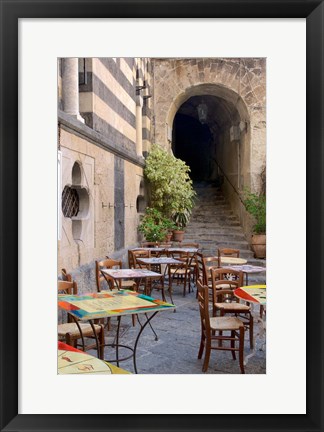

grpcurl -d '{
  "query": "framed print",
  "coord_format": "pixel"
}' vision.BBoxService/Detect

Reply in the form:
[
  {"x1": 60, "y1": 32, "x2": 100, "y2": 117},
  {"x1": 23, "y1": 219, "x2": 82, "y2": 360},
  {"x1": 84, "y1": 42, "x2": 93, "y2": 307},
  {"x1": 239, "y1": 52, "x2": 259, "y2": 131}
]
[{"x1": 1, "y1": 0, "x2": 323, "y2": 431}]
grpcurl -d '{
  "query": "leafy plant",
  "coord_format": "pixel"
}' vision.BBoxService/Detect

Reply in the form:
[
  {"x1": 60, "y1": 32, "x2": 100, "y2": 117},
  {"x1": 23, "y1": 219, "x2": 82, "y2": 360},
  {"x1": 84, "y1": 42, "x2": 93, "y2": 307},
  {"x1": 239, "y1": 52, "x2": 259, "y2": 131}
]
[
  {"x1": 144, "y1": 144, "x2": 196, "y2": 220},
  {"x1": 243, "y1": 189, "x2": 266, "y2": 234},
  {"x1": 172, "y1": 208, "x2": 192, "y2": 230},
  {"x1": 138, "y1": 208, "x2": 176, "y2": 242}
]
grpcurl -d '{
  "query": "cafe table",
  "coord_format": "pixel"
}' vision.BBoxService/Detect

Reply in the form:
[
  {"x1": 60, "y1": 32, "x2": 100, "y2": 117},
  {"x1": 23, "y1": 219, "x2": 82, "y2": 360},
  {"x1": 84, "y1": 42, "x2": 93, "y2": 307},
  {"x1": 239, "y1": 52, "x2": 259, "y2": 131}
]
[
  {"x1": 219, "y1": 256, "x2": 248, "y2": 265},
  {"x1": 234, "y1": 284, "x2": 266, "y2": 365},
  {"x1": 58, "y1": 289, "x2": 175, "y2": 374},
  {"x1": 58, "y1": 341, "x2": 131, "y2": 374},
  {"x1": 136, "y1": 257, "x2": 182, "y2": 275},
  {"x1": 101, "y1": 268, "x2": 163, "y2": 294},
  {"x1": 222, "y1": 264, "x2": 266, "y2": 284}
]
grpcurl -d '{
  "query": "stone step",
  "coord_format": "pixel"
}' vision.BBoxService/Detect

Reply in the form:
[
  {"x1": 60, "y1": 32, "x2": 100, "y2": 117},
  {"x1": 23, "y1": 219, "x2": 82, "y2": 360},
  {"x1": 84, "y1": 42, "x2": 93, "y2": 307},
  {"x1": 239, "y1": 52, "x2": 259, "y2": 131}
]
[
  {"x1": 185, "y1": 232, "x2": 247, "y2": 240},
  {"x1": 188, "y1": 183, "x2": 267, "y2": 269}
]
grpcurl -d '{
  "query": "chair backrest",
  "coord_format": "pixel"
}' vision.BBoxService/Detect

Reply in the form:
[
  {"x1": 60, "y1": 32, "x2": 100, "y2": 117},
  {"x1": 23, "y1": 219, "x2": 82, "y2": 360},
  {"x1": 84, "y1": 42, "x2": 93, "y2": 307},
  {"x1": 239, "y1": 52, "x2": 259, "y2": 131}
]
[
  {"x1": 197, "y1": 280, "x2": 211, "y2": 333},
  {"x1": 195, "y1": 252, "x2": 206, "y2": 284},
  {"x1": 58, "y1": 280, "x2": 77, "y2": 323},
  {"x1": 61, "y1": 268, "x2": 72, "y2": 282},
  {"x1": 58, "y1": 280, "x2": 77, "y2": 295},
  {"x1": 218, "y1": 248, "x2": 240, "y2": 258},
  {"x1": 210, "y1": 267, "x2": 244, "y2": 289},
  {"x1": 95, "y1": 258, "x2": 122, "y2": 292},
  {"x1": 130, "y1": 249, "x2": 151, "y2": 269},
  {"x1": 180, "y1": 242, "x2": 200, "y2": 249},
  {"x1": 141, "y1": 242, "x2": 160, "y2": 248},
  {"x1": 202, "y1": 256, "x2": 220, "y2": 283},
  {"x1": 211, "y1": 278, "x2": 241, "y2": 303}
]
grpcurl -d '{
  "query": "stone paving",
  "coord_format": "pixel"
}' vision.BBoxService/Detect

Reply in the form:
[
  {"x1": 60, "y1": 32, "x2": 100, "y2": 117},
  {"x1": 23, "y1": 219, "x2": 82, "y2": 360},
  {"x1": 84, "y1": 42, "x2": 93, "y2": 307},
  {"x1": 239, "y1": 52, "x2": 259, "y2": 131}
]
[{"x1": 94, "y1": 282, "x2": 266, "y2": 375}]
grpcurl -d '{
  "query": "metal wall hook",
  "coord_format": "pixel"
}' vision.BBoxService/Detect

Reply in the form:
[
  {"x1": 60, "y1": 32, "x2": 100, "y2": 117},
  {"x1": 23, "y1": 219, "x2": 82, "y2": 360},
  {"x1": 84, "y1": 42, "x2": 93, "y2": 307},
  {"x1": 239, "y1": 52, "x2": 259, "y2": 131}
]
[{"x1": 102, "y1": 202, "x2": 108, "y2": 208}]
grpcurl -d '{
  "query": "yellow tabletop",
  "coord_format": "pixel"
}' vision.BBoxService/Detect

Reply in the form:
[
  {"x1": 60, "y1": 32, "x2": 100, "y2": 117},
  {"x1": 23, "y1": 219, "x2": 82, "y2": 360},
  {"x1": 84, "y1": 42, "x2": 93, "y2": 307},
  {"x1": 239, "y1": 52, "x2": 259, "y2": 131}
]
[{"x1": 220, "y1": 256, "x2": 248, "y2": 265}]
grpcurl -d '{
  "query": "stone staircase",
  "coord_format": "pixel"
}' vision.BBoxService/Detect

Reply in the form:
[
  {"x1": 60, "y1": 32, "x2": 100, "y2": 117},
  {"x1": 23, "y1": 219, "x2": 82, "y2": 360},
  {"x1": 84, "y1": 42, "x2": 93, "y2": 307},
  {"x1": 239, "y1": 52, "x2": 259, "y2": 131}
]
[{"x1": 184, "y1": 182, "x2": 266, "y2": 282}]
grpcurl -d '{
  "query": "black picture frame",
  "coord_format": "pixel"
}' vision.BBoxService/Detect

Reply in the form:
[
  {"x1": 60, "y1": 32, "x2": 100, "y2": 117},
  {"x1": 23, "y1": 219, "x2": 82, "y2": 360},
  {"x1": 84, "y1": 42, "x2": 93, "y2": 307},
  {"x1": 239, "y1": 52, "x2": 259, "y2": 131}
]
[{"x1": 1, "y1": 1, "x2": 323, "y2": 431}]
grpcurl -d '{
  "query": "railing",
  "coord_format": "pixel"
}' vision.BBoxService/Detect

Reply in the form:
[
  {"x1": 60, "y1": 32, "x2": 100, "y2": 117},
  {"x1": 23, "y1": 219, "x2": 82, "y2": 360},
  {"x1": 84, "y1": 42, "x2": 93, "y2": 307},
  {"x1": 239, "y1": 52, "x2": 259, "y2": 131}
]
[{"x1": 213, "y1": 158, "x2": 245, "y2": 206}]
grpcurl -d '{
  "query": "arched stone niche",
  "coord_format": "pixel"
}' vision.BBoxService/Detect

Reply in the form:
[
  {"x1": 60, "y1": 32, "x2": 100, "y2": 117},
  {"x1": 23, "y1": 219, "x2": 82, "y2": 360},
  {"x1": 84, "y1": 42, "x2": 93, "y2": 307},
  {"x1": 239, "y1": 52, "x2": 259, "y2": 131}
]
[{"x1": 60, "y1": 148, "x2": 94, "y2": 247}]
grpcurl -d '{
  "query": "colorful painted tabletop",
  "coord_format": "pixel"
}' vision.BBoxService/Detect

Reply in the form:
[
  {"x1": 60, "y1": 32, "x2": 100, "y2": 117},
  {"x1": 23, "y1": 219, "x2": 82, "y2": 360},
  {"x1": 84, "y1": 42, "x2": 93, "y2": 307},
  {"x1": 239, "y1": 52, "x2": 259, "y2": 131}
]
[
  {"x1": 58, "y1": 342, "x2": 131, "y2": 374},
  {"x1": 102, "y1": 268, "x2": 162, "y2": 279},
  {"x1": 234, "y1": 285, "x2": 266, "y2": 305},
  {"x1": 58, "y1": 289, "x2": 175, "y2": 321}
]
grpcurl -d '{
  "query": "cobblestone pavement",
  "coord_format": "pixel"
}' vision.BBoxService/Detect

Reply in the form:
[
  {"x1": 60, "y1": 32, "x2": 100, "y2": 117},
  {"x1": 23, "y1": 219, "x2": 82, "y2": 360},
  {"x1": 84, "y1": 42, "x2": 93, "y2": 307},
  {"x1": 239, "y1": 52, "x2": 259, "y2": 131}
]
[{"x1": 94, "y1": 283, "x2": 266, "y2": 375}]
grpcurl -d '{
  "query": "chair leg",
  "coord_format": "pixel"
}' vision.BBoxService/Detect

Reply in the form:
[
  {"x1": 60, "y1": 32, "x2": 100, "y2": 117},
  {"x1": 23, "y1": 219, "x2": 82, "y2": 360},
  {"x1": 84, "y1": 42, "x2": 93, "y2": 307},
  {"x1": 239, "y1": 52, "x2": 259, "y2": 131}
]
[
  {"x1": 99, "y1": 325, "x2": 105, "y2": 360},
  {"x1": 132, "y1": 314, "x2": 137, "y2": 326},
  {"x1": 239, "y1": 327, "x2": 245, "y2": 374},
  {"x1": 249, "y1": 313, "x2": 254, "y2": 349},
  {"x1": 168, "y1": 284, "x2": 175, "y2": 309},
  {"x1": 198, "y1": 331, "x2": 205, "y2": 359},
  {"x1": 202, "y1": 338, "x2": 211, "y2": 372},
  {"x1": 231, "y1": 330, "x2": 236, "y2": 360}
]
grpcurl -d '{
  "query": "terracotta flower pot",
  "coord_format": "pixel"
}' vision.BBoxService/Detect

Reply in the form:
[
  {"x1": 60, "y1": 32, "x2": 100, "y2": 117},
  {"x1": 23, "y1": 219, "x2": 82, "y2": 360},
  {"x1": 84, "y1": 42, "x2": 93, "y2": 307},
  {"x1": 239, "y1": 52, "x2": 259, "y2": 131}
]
[
  {"x1": 251, "y1": 234, "x2": 266, "y2": 258},
  {"x1": 172, "y1": 230, "x2": 185, "y2": 242}
]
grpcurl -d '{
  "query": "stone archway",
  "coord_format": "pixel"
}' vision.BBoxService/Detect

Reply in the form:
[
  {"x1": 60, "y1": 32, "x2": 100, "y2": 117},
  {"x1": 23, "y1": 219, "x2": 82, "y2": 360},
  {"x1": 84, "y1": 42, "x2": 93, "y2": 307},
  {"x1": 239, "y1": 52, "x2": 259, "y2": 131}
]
[
  {"x1": 152, "y1": 58, "x2": 266, "y2": 193},
  {"x1": 168, "y1": 84, "x2": 251, "y2": 194}
]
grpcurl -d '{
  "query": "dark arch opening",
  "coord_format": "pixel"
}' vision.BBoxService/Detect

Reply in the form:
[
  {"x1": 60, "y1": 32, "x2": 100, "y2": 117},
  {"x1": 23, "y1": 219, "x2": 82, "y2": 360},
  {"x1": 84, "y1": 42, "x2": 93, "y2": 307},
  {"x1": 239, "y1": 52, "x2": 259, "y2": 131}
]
[{"x1": 172, "y1": 113, "x2": 213, "y2": 181}]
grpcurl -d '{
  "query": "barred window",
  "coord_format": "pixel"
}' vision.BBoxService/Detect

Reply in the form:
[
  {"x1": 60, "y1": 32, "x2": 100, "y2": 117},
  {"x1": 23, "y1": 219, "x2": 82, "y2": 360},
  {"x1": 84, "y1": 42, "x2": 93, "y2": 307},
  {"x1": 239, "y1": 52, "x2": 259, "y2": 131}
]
[{"x1": 62, "y1": 186, "x2": 79, "y2": 218}]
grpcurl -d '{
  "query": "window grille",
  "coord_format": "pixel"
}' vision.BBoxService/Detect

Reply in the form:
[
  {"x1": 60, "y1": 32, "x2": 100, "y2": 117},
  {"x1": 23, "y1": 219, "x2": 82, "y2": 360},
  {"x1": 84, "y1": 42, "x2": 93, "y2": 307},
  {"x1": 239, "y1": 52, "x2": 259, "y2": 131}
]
[{"x1": 62, "y1": 186, "x2": 79, "y2": 218}]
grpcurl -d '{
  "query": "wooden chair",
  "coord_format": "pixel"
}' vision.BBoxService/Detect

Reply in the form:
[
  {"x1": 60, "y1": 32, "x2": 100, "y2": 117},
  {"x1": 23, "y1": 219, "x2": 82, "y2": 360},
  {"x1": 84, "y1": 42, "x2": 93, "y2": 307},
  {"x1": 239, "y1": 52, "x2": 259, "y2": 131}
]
[
  {"x1": 180, "y1": 243, "x2": 200, "y2": 285},
  {"x1": 168, "y1": 250, "x2": 191, "y2": 297},
  {"x1": 158, "y1": 243, "x2": 172, "y2": 256},
  {"x1": 61, "y1": 268, "x2": 72, "y2": 281},
  {"x1": 197, "y1": 280, "x2": 245, "y2": 373},
  {"x1": 58, "y1": 280, "x2": 104, "y2": 359},
  {"x1": 202, "y1": 256, "x2": 221, "y2": 289},
  {"x1": 218, "y1": 248, "x2": 240, "y2": 260},
  {"x1": 96, "y1": 258, "x2": 136, "y2": 292},
  {"x1": 130, "y1": 249, "x2": 165, "y2": 299},
  {"x1": 180, "y1": 242, "x2": 200, "y2": 249},
  {"x1": 210, "y1": 268, "x2": 254, "y2": 349},
  {"x1": 141, "y1": 242, "x2": 160, "y2": 248}
]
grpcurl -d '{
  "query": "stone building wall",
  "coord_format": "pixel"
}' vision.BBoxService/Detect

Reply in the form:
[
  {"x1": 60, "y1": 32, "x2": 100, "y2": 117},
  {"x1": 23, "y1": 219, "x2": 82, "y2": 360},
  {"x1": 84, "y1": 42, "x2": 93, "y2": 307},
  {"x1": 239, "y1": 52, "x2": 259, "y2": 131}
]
[{"x1": 58, "y1": 58, "x2": 151, "y2": 292}]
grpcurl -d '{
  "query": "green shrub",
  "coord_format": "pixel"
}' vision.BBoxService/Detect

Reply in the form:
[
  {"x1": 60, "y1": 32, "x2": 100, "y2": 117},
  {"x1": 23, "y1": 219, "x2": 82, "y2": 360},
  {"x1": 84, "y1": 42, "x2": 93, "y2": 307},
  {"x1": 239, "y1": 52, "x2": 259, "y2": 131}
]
[
  {"x1": 144, "y1": 144, "x2": 196, "y2": 223},
  {"x1": 243, "y1": 189, "x2": 266, "y2": 234},
  {"x1": 138, "y1": 208, "x2": 176, "y2": 242}
]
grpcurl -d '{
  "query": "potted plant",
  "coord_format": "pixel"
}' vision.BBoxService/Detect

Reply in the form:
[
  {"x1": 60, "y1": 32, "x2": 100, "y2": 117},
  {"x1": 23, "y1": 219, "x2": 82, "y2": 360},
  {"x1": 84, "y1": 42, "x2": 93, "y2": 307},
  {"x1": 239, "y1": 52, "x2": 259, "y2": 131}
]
[
  {"x1": 143, "y1": 144, "x2": 196, "y2": 242},
  {"x1": 171, "y1": 206, "x2": 193, "y2": 242},
  {"x1": 138, "y1": 208, "x2": 175, "y2": 243},
  {"x1": 162, "y1": 217, "x2": 177, "y2": 242},
  {"x1": 243, "y1": 189, "x2": 266, "y2": 258}
]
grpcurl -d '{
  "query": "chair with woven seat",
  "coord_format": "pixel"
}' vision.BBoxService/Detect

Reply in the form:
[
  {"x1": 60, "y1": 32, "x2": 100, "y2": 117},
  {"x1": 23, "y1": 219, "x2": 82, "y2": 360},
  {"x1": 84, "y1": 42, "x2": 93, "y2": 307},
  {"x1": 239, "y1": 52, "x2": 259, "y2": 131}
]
[
  {"x1": 197, "y1": 280, "x2": 245, "y2": 373},
  {"x1": 202, "y1": 256, "x2": 221, "y2": 293},
  {"x1": 58, "y1": 280, "x2": 104, "y2": 359},
  {"x1": 180, "y1": 243, "x2": 200, "y2": 285},
  {"x1": 210, "y1": 268, "x2": 254, "y2": 349},
  {"x1": 96, "y1": 258, "x2": 136, "y2": 292},
  {"x1": 130, "y1": 249, "x2": 166, "y2": 299},
  {"x1": 168, "y1": 250, "x2": 191, "y2": 297}
]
